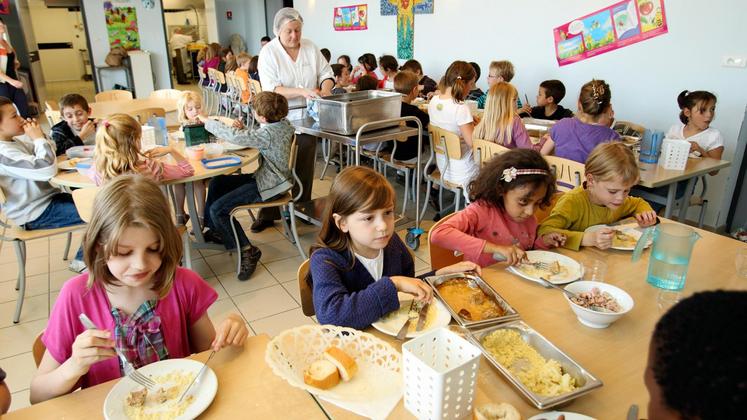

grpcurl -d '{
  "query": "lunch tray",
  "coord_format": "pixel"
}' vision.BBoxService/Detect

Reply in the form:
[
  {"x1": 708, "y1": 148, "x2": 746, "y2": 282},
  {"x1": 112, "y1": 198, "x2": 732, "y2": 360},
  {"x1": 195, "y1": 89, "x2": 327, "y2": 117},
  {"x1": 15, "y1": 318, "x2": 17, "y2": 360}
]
[{"x1": 201, "y1": 156, "x2": 241, "y2": 169}]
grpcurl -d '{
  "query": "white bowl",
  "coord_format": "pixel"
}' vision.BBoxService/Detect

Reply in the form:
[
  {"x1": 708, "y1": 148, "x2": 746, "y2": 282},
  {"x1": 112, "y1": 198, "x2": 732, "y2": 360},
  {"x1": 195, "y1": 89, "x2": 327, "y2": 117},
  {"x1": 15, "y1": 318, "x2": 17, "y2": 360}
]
[
  {"x1": 563, "y1": 281, "x2": 634, "y2": 329},
  {"x1": 203, "y1": 143, "x2": 224, "y2": 158}
]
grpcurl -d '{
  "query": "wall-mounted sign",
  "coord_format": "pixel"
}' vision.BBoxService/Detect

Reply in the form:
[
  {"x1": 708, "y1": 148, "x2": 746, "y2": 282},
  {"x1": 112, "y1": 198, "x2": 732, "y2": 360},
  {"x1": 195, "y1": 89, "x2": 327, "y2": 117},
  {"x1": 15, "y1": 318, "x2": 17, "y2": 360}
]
[{"x1": 333, "y1": 4, "x2": 368, "y2": 31}]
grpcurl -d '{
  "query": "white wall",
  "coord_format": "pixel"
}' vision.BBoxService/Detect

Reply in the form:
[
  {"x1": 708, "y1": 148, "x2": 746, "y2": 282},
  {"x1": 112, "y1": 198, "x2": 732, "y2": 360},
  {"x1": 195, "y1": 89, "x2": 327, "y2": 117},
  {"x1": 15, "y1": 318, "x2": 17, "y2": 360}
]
[
  {"x1": 82, "y1": 0, "x2": 172, "y2": 93},
  {"x1": 211, "y1": 0, "x2": 267, "y2": 55},
  {"x1": 28, "y1": 0, "x2": 87, "y2": 82},
  {"x1": 296, "y1": 0, "x2": 747, "y2": 228}
]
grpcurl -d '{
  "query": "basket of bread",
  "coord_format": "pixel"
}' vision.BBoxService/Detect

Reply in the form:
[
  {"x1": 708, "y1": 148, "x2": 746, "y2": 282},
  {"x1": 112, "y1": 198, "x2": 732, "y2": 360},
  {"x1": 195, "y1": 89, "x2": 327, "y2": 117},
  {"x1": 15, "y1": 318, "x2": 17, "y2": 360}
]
[{"x1": 265, "y1": 324, "x2": 402, "y2": 401}]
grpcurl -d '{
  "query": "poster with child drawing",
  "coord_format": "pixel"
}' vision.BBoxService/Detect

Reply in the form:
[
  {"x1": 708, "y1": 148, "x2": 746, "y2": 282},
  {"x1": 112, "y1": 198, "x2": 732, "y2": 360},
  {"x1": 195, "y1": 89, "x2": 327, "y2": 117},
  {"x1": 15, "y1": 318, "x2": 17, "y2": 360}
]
[
  {"x1": 104, "y1": 1, "x2": 140, "y2": 50},
  {"x1": 333, "y1": 4, "x2": 368, "y2": 31},
  {"x1": 554, "y1": 0, "x2": 667, "y2": 66}
]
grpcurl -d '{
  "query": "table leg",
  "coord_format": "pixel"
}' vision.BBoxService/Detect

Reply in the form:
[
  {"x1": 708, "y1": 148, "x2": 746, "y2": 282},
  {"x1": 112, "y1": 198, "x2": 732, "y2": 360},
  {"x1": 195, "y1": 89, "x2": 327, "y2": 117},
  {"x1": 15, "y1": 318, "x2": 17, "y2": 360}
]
[
  {"x1": 678, "y1": 177, "x2": 698, "y2": 221},
  {"x1": 185, "y1": 181, "x2": 205, "y2": 243},
  {"x1": 664, "y1": 182, "x2": 676, "y2": 219}
]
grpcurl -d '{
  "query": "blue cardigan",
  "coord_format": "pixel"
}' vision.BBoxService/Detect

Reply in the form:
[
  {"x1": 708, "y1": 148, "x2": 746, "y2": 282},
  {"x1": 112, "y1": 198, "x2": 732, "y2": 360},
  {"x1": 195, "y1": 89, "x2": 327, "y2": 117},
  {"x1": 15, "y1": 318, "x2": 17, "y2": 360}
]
[{"x1": 310, "y1": 235, "x2": 415, "y2": 329}]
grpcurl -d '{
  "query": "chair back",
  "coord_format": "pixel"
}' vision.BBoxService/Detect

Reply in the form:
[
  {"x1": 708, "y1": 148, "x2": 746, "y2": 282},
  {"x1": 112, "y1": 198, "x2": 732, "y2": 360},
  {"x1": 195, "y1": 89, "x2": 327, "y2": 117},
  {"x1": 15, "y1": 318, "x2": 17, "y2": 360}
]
[
  {"x1": 613, "y1": 120, "x2": 646, "y2": 138},
  {"x1": 428, "y1": 124, "x2": 463, "y2": 161},
  {"x1": 248, "y1": 79, "x2": 262, "y2": 96},
  {"x1": 46, "y1": 110, "x2": 62, "y2": 126},
  {"x1": 95, "y1": 90, "x2": 133, "y2": 102},
  {"x1": 427, "y1": 212, "x2": 463, "y2": 271},
  {"x1": 214, "y1": 70, "x2": 226, "y2": 85},
  {"x1": 72, "y1": 187, "x2": 100, "y2": 223},
  {"x1": 130, "y1": 107, "x2": 166, "y2": 124},
  {"x1": 472, "y1": 138, "x2": 509, "y2": 168},
  {"x1": 197, "y1": 68, "x2": 207, "y2": 85},
  {"x1": 33, "y1": 331, "x2": 46, "y2": 367},
  {"x1": 149, "y1": 89, "x2": 182, "y2": 100},
  {"x1": 44, "y1": 100, "x2": 59, "y2": 111},
  {"x1": 545, "y1": 155, "x2": 585, "y2": 192},
  {"x1": 297, "y1": 259, "x2": 315, "y2": 316}
]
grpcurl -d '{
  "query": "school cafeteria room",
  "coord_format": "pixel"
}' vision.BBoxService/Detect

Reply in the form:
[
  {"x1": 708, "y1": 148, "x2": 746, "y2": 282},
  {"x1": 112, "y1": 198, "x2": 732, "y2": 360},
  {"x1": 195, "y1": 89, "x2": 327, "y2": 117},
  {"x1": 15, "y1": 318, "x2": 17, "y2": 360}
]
[{"x1": 0, "y1": 0, "x2": 745, "y2": 418}]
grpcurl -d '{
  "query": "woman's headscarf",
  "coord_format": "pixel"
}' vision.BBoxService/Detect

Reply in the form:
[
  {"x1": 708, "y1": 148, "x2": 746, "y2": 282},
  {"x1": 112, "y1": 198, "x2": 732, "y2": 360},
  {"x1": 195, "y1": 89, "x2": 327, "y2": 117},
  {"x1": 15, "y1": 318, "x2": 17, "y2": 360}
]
[{"x1": 273, "y1": 7, "x2": 303, "y2": 37}]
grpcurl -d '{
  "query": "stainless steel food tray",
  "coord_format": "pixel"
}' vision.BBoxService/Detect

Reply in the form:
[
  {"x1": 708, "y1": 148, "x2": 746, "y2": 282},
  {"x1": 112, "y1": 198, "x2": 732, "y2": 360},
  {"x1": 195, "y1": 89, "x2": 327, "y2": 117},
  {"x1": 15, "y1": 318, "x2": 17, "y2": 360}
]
[
  {"x1": 425, "y1": 272, "x2": 520, "y2": 329},
  {"x1": 468, "y1": 320, "x2": 603, "y2": 409},
  {"x1": 313, "y1": 90, "x2": 402, "y2": 135}
]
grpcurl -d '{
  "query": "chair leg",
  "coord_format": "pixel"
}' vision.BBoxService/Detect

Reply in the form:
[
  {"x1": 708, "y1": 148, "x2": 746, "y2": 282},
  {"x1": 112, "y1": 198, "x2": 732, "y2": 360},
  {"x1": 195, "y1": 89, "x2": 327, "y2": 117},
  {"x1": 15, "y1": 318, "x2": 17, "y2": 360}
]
[
  {"x1": 320, "y1": 138, "x2": 332, "y2": 180},
  {"x1": 13, "y1": 241, "x2": 26, "y2": 324},
  {"x1": 455, "y1": 189, "x2": 462, "y2": 212},
  {"x1": 182, "y1": 231, "x2": 193, "y2": 270},
  {"x1": 402, "y1": 170, "x2": 409, "y2": 215},
  {"x1": 62, "y1": 232, "x2": 72, "y2": 261},
  {"x1": 229, "y1": 214, "x2": 243, "y2": 276},
  {"x1": 698, "y1": 201, "x2": 708, "y2": 228},
  {"x1": 287, "y1": 203, "x2": 307, "y2": 259},
  {"x1": 420, "y1": 180, "x2": 433, "y2": 221}
]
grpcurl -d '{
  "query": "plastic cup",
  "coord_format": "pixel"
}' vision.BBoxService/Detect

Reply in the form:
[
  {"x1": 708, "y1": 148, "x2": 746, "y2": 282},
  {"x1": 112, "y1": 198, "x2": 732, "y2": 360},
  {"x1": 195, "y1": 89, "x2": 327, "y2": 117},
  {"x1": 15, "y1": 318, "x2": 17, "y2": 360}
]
[{"x1": 583, "y1": 258, "x2": 607, "y2": 282}]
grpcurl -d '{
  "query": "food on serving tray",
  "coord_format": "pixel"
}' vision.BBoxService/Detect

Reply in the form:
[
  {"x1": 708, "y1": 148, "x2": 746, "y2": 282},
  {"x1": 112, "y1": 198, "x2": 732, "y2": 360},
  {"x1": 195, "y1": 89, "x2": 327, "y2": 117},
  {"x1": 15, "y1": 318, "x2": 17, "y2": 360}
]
[
  {"x1": 436, "y1": 278, "x2": 505, "y2": 321},
  {"x1": 570, "y1": 287, "x2": 623, "y2": 313},
  {"x1": 380, "y1": 299, "x2": 437, "y2": 333},
  {"x1": 123, "y1": 370, "x2": 195, "y2": 420},
  {"x1": 481, "y1": 329, "x2": 577, "y2": 397},
  {"x1": 324, "y1": 346, "x2": 358, "y2": 382},
  {"x1": 472, "y1": 402, "x2": 521, "y2": 420},
  {"x1": 518, "y1": 260, "x2": 568, "y2": 279},
  {"x1": 303, "y1": 359, "x2": 341, "y2": 390},
  {"x1": 612, "y1": 230, "x2": 638, "y2": 248}
]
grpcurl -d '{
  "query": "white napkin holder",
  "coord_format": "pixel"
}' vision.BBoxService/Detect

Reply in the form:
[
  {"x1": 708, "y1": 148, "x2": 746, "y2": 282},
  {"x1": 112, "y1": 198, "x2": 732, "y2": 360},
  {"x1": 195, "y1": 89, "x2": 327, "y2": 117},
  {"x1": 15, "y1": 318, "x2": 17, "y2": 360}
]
[{"x1": 659, "y1": 138, "x2": 690, "y2": 170}]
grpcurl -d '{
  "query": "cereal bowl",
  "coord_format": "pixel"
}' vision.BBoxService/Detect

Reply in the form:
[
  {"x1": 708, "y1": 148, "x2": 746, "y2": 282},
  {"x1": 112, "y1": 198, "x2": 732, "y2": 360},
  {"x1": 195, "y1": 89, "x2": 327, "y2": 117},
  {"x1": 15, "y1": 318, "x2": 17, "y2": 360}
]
[
  {"x1": 563, "y1": 281, "x2": 634, "y2": 329},
  {"x1": 203, "y1": 143, "x2": 224, "y2": 158}
]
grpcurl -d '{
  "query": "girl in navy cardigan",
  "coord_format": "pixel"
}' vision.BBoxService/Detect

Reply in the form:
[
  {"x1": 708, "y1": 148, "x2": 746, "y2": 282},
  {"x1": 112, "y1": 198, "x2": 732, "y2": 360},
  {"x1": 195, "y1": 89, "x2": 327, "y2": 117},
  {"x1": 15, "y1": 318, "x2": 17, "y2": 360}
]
[{"x1": 309, "y1": 166, "x2": 479, "y2": 329}]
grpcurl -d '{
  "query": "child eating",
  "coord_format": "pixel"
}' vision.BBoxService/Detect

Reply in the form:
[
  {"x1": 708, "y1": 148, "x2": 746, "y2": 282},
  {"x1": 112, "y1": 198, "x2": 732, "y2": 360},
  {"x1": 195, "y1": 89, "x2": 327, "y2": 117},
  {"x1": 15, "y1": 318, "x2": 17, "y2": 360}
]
[{"x1": 51, "y1": 93, "x2": 99, "y2": 156}]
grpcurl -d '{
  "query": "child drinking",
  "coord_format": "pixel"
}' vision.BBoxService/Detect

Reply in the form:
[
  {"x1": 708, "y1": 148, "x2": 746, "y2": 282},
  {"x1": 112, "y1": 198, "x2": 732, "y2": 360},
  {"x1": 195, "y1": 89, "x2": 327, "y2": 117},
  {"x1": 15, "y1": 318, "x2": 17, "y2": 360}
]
[
  {"x1": 538, "y1": 142, "x2": 657, "y2": 250},
  {"x1": 399, "y1": 59, "x2": 437, "y2": 98},
  {"x1": 310, "y1": 166, "x2": 478, "y2": 329},
  {"x1": 330, "y1": 63, "x2": 351, "y2": 94},
  {"x1": 177, "y1": 91, "x2": 204, "y2": 124},
  {"x1": 351, "y1": 53, "x2": 378, "y2": 84},
  {"x1": 428, "y1": 60, "x2": 479, "y2": 200},
  {"x1": 377, "y1": 55, "x2": 398, "y2": 89},
  {"x1": 473, "y1": 82, "x2": 534, "y2": 150},
  {"x1": 519, "y1": 79, "x2": 574, "y2": 120},
  {"x1": 430, "y1": 149, "x2": 565, "y2": 267},
  {"x1": 51, "y1": 93, "x2": 99, "y2": 156},
  {"x1": 0, "y1": 97, "x2": 86, "y2": 271},
  {"x1": 540, "y1": 79, "x2": 620, "y2": 162},
  {"x1": 198, "y1": 91, "x2": 295, "y2": 280},
  {"x1": 30, "y1": 174, "x2": 248, "y2": 402}
]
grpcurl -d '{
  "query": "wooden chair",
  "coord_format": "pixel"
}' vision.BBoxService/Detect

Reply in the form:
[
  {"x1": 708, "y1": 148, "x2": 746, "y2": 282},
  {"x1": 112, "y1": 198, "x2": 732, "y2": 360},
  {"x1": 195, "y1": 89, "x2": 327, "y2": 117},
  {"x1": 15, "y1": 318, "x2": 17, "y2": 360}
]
[
  {"x1": 33, "y1": 331, "x2": 46, "y2": 367},
  {"x1": 472, "y1": 138, "x2": 509, "y2": 168},
  {"x1": 149, "y1": 89, "x2": 183, "y2": 101},
  {"x1": 377, "y1": 125, "x2": 421, "y2": 216},
  {"x1": 297, "y1": 259, "x2": 314, "y2": 316},
  {"x1": 0, "y1": 191, "x2": 85, "y2": 323},
  {"x1": 545, "y1": 155, "x2": 585, "y2": 192},
  {"x1": 248, "y1": 79, "x2": 262, "y2": 96},
  {"x1": 44, "y1": 100, "x2": 59, "y2": 111},
  {"x1": 44, "y1": 100, "x2": 62, "y2": 127},
  {"x1": 95, "y1": 89, "x2": 133, "y2": 102},
  {"x1": 228, "y1": 136, "x2": 306, "y2": 275},
  {"x1": 421, "y1": 124, "x2": 466, "y2": 221},
  {"x1": 427, "y1": 212, "x2": 463, "y2": 271},
  {"x1": 130, "y1": 107, "x2": 166, "y2": 125}
]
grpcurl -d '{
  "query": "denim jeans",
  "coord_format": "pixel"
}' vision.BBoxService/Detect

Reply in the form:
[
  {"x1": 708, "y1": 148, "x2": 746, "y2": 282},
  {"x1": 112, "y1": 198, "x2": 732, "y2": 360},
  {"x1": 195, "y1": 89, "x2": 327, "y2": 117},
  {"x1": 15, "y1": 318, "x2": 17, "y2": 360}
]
[
  {"x1": 631, "y1": 182, "x2": 689, "y2": 213},
  {"x1": 204, "y1": 174, "x2": 266, "y2": 251},
  {"x1": 23, "y1": 193, "x2": 85, "y2": 260}
]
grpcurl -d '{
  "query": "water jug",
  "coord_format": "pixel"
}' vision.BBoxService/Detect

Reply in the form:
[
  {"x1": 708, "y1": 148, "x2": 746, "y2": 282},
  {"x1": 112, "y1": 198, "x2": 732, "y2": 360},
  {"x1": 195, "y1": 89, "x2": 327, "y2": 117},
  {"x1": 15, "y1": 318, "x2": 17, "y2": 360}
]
[
  {"x1": 643, "y1": 224, "x2": 700, "y2": 290},
  {"x1": 639, "y1": 129, "x2": 664, "y2": 164}
]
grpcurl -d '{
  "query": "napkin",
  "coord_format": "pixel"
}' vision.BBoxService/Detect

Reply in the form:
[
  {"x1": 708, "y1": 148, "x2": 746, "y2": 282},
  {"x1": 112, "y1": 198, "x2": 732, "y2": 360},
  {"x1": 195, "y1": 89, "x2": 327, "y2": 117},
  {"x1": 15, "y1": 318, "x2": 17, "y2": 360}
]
[{"x1": 319, "y1": 390, "x2": 401, "y2": 420}]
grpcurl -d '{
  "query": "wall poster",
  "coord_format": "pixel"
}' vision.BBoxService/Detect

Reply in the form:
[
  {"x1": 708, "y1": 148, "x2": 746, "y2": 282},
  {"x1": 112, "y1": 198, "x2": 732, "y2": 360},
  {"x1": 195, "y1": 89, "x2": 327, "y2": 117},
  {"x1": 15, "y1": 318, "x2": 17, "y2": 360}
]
[
  {"x1": 104, "y1": 1, "x2": 140, "y2": 50},
  {"x1": 333, "y1": 4, "x2": 368, "y2": 31}
]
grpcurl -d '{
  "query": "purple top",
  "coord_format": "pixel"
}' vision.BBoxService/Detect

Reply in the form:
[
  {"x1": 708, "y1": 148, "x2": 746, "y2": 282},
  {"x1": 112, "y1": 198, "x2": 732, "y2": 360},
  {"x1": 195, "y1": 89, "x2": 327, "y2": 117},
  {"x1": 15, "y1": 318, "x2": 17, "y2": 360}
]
[
  {"x1": 550, "y1": 117, "x2": 620, "y2": 162},
  {"x1": 42, "y1": 268, "x2": 217, "y2": 388}
]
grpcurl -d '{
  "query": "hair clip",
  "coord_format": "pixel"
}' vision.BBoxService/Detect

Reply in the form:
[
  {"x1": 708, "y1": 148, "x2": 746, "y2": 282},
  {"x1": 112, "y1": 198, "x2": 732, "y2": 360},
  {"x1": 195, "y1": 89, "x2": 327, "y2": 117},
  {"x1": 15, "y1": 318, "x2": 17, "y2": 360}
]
[
  {"x1": 456, "y1": 76, "x2": 462, "y2": 80},
  {"x1": 103, "y1": 120, "x2": 110, "y2": 128},
  {"x1": 501, "y1": 167, "x2": 550, "y2": 183}
]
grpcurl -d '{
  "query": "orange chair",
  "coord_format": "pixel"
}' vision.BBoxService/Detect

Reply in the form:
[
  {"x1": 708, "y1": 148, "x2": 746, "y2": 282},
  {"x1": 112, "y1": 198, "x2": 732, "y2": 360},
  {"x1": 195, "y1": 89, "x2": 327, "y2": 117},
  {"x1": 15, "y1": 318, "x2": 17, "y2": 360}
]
[{"x1": 427, "y1": 212, "x2": 463, "y2": 271}]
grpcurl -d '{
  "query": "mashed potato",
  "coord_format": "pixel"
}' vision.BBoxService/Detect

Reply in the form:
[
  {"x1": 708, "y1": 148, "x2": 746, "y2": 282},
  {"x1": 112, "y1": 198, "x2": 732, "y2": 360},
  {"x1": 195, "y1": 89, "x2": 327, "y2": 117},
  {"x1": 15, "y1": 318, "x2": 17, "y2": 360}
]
[
  {"x1": 124, "y1": 370, "x2": 196, "y2": 420},
  {"x1": 481, "y1": 329, "x2": 577, "y2": 397}
]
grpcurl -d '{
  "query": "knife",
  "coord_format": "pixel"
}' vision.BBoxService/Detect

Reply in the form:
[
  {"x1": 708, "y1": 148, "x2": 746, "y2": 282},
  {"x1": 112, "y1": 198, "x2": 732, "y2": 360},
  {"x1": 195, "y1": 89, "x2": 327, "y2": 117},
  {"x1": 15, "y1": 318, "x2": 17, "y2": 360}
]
[
  {"x1": 178, "y1": 349, "x2": 216, "y2": 403},
  {"x1": 415, "y1": 301, "x2": 430, "y2": 332},
  {"x1": 396, "y1": 300, "x2": 417, "y2": 340}
]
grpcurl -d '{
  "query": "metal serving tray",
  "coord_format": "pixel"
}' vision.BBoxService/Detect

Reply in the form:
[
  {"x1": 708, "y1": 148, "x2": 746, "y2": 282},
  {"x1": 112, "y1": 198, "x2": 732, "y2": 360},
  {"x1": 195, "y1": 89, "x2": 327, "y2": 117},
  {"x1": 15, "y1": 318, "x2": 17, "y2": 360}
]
[
  {"x1": 425, "y1": 272, "x2": 520, "y2": 329},
  {"x1": 313, "y1": 90, "x2": 402, "y2": 135},
  {"x1": 468, "y1": 320, "x2": 603, "y2": 409}
]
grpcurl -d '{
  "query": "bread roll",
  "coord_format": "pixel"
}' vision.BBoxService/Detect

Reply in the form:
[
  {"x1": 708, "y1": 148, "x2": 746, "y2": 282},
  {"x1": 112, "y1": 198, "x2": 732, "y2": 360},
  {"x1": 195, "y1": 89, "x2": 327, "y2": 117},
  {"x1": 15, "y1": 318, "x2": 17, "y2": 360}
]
[
  {"x1": 323, "y1": 346, "x2": 358, "y2": 382},
  {"x1": 303, "y1": 359, "x2": 340, "y2": 390},
  {"x1": 473, "y1": 403, "x2": 521, "y2": 420}
]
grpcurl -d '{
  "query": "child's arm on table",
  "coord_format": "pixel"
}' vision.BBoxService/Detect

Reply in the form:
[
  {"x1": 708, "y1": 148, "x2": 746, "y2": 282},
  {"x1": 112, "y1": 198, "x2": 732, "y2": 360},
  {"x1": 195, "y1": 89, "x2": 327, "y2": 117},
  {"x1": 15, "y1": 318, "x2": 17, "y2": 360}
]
[
  {"x1": 538, "y1": 201, "x2": 587, "y2": 251},
  {"x1": 621, "y1": 196, "x2": 657, "y2": 227},
  {"x1": 199, "y1": 115, "x2": 272, "y2": 148}
]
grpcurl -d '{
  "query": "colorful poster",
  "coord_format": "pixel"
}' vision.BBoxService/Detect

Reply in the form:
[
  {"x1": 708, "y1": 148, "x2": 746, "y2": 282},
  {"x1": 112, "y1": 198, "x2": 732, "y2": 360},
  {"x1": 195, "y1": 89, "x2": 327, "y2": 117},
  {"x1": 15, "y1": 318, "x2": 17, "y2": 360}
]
[
  {"x1": 0, "y1": 0, "x2": 9, "y2": 15},
  {"x1": 380, "y1": 0, "x2": 434, "y2": 60},
  {"x1": 104, "y1": 1, "x2": 140, "y2": 50},
  {"x1": 333, "y1": 4, "x2": 368, "y2": 31},
  {"x1": 554, "y1": 0, "x2": 667, "y2": 66}
]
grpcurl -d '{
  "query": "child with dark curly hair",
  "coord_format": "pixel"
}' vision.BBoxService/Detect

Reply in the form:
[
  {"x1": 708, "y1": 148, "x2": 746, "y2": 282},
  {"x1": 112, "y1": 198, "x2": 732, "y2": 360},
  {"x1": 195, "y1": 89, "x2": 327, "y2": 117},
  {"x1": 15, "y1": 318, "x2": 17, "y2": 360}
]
[
  {"x1": 430, "y1": 149, "x2": 566, "y2": 267},
  {"x1": 645, "y1": 290, "x2": 747, "y2": 420}
]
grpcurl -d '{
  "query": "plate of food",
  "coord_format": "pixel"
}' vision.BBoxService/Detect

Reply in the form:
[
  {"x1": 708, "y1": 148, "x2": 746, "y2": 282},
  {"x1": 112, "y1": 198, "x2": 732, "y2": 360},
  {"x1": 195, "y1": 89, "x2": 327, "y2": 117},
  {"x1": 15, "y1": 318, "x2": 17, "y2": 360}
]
[
  {"x1": 103, "y1": 358, "x2": 217, "y2": 420},
  {"x1": 507, "y1": 250, "x2": 583, "y2": 285},
  {"x1": 584, "y1": 224, "x2": 650, "y2": 251},
  {"x1": 372, "y1": 292, "x2": 451, "y2": 338},
  {"x1": 528, "y1": 412, "x2": 596, "y2": 420},
  {"x1": 66, "y1": 145, "x2": 95, "y2": 159},
  {"x1": 218, "y1": 141, "x2": 250, "y2": 151},
  {"x1": 57, "y1": 157, "x2": 92, "y2": 171}
]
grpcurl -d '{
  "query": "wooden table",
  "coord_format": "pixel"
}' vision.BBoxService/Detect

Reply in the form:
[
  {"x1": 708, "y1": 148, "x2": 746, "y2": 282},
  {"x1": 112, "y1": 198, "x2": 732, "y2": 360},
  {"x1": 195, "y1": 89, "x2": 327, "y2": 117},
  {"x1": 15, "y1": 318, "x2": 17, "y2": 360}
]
[
  {"x1": 638, "y1": 157, "x2": 730, "y2": 219},
  {"x1": 316, "y1": 221, "x2": 747, "y2": 419},
  {"x1": 51, "y1": 147, "x2": 260, "y2": 246},
  {"x1": 90, "y1": 98, "x2": 179, "y2": 120},
  {"x1": 4, "y1": 335, "x2": 328, "y2": 419}
]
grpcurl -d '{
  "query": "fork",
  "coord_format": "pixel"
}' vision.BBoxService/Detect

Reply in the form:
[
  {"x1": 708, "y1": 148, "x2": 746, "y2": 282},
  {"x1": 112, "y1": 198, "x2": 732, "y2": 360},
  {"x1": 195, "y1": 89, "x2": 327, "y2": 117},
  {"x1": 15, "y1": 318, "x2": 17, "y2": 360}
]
[
  {"x1": 78, "y1": 314, "x2": 156, "y2": 389},
  {"x1": 528, "y1": 261, "x2": 560, "y2": 274}
]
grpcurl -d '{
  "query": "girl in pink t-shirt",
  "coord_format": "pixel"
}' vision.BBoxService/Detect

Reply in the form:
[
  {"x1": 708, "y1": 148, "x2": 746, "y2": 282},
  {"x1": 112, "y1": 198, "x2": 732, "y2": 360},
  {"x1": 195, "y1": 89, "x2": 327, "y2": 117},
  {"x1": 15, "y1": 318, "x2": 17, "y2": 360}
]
[
  {"x1": 430, "y1": 149, "x2": 566, "y2": 267},
  {"x1": 30, "y1": 175, "x2": 248, "y2": 403}
]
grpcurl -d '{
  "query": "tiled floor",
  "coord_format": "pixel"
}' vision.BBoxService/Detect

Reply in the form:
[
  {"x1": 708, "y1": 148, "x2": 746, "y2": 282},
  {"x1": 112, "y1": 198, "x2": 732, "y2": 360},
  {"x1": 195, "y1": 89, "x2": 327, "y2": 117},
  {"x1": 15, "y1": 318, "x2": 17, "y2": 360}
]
[{"x1": 0, "y1": 157, "x2": 439, "y2": 412}]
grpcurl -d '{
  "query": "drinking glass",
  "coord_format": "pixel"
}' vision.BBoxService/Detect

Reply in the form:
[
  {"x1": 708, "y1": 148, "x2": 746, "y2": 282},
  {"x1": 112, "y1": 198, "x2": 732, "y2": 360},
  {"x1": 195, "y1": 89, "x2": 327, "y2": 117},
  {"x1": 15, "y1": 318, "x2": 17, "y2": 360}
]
[{"x1": 583, "y1": 258, "x2": 607, "y2": 282}]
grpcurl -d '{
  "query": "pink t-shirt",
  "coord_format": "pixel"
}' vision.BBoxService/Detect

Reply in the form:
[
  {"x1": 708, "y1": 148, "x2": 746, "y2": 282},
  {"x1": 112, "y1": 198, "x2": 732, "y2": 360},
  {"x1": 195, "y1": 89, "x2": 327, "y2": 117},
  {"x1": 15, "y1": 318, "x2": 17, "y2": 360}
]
[
  {"x1": 430, "y1": 200, "x2": 548, "y2": 267},
  {"x1": 86, "y1": 159, "x2": 194, "y2": 186},
  {"x1": 42, "y1": 267, "x2": 218, "y2": 388}
]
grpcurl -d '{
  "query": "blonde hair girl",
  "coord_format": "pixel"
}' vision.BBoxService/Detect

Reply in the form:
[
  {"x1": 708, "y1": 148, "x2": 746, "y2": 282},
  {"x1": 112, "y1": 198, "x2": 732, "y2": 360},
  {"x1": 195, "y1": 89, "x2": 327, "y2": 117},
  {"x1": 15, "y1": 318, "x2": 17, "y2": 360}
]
[
  {"x1": 175, "y1": 91, "x2": 209, "y2": 224},
  {"x1": 538, "y1": 142, "x2": 657, "y2": 250},
  {"x1": 177, "y1": 91, "x2": 204, "y2": 124},
  {"x1": 474, "y1": 82, "x2": 533, "y2": 149},
  {"x1": 30, "y1": 175, "x2": 248, "y2": 403}
]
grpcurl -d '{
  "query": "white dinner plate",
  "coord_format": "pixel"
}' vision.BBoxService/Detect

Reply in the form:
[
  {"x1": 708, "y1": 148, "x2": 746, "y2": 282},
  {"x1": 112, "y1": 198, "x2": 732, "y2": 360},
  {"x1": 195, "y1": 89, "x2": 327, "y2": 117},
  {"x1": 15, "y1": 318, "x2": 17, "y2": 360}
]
[
  {"x1": 528, "y1": 411, "x2": 596, "y2": 420},
  {"x1": 65, "y1": 145, "x2": 95, "y2": 159},
  {"x1": 103, "y1": 358, "x2": 217, "y2": 420},
  {"x1": 507, "y1": 250, "x2": 583, "y2": 285},
  {"x1": 219, "y1": 142, "x2": 250, "y2": 151},
  {"x1": 585, "y1": 224, "x2": 651, "y2": 251},
  {"x1": 57, "y1": 158, "x2": 92, "y2": 171},
  {"x1": 372, "y1": 292, "x2": 451, "y2": 338}
]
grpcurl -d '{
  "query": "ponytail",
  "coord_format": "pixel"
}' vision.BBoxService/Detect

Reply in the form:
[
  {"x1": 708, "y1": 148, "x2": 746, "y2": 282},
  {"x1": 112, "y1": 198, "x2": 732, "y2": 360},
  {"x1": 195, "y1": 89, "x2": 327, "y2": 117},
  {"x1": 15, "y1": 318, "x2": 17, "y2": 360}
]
[
  {"x1": 677, "y1": 90, "x2": 716, "y2": 124},
  {"x1": 442, "y1": 61, "x2": 476, "y2": 103}
]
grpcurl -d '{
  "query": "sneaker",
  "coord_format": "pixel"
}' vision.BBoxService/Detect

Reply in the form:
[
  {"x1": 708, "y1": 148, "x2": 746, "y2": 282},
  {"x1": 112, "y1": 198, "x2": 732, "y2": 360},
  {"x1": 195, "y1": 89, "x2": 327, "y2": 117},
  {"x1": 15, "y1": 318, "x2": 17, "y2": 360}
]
[
  {"x1": 69, "y1": 259, "x2": 87, "y2": 273},
  {"x1": 202, "y1": 229, "x2": 224, "y2": 245},
  {"x1": 238, "y1": 246, "x2": 262, "y2": 281},
  {"x1": 250, "y1": 218, "x2": 274, "y2": 233}
]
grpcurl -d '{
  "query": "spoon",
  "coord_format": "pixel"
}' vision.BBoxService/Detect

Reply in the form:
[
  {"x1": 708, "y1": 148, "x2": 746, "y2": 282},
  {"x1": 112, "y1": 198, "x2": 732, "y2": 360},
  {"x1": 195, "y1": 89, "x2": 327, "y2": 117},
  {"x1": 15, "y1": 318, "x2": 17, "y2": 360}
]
[{"x1": 539, "y1": 277, "x2": 609, "y2": 312}]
